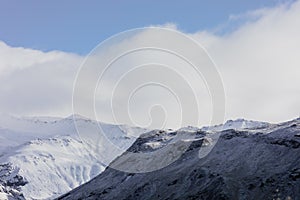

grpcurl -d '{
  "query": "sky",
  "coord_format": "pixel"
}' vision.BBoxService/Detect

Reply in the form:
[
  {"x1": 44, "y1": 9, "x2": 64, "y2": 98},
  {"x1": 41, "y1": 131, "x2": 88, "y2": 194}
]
[
  {"x1": 0, "y1": 0, "x2": 299, "y2": 129},
  {"x1": 0, "y1": 0, "x2": 289, "y2": 54}
]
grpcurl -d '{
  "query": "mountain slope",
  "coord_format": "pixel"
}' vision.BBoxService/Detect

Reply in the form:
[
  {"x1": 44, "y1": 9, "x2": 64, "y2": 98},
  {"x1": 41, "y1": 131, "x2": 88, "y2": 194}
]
[
  {"x1": 1, "y1": 136, "x2": 106, "y2": 199},
  {"x1": 58, "y1": 118, "x2": 300, "y2": 200},
  {"x1": 0, "y1": 114, "x2": 145, "y2": 199},
  {"x1": 0, "y1": 163, "x2": 27, "y2": 200}
]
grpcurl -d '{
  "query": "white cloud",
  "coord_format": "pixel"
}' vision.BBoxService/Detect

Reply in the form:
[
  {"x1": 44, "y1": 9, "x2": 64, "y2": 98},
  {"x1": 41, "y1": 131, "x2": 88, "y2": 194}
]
[
  {"x1": 0, "y1": 1, "x2": 299, "y2": 128},
  {"x1": 192, "y1": 0, "x2": 300, "y2": 122},
  {"x1": 0, "y1": 42, "x2": 82, "y2": 116}
]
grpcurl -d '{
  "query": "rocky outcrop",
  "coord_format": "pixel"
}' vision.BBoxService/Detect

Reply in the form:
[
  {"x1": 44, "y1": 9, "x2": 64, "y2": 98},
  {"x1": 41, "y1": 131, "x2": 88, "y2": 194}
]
[
  {"x1": 58, "y1": 119, "x2": 300, "y2": 200},
  {"x1": 0, "y1": 163, "x2": 27, "y2": 200}
]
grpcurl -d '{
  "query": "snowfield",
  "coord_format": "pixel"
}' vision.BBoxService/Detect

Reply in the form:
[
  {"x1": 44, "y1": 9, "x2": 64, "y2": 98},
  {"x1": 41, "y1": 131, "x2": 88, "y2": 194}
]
[{"x1": 0, "y1": 114, "x2": 145, "y2": 199}]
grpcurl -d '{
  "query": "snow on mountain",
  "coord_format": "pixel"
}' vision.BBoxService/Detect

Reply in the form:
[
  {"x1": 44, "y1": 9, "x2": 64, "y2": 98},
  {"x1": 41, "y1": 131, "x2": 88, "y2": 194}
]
[
  {"x1": 0, "y1": 114, "x2": 146, "y2": 200},
  {"x1": 0, "y1": 114, "x2": 287, "y2": 199},
  {"x1": 178, "y1": 119, "x2": 269, "y2": 133},
  {"x1": 0, "y1": 163, "x2": 27, "y2": 200},
  {"x1": 59, "y1": 118, "x2": 300, "y2": 200},
  {"x1": 178, "y1": 126, "x2": 201, "y2": 132},
  {"x1": 201, "y1": 118, "x2": 270, "y2": 132},
  {"x1": 0, "y1": 136, "x2": 106, "y2": 200}
]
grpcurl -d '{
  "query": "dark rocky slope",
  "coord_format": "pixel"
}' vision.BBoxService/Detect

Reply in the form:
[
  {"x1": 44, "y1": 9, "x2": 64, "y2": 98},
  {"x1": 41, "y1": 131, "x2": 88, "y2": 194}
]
[
  {"x1": 58, "y1": 119, "x2": 300, "y2": 200},
  {"x1": 0, "y1": 163, "x2": 27, "y2": 200}
]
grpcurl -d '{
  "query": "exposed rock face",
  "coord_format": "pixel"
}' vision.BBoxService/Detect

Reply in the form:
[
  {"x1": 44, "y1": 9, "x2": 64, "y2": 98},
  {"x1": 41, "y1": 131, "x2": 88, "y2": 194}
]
[
  {"x1": 58, "y1": 119, "x2": 300, "y2": 200},
  {"x1": 0, "y1": 163, "x2": 27, "y2": 200}
]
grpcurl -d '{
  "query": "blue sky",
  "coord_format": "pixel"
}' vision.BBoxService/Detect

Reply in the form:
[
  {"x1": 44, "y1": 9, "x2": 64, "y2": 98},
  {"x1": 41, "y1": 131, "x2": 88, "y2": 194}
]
[{"x1": 0, "y1": 0, "x2": 286, "y2": 54}]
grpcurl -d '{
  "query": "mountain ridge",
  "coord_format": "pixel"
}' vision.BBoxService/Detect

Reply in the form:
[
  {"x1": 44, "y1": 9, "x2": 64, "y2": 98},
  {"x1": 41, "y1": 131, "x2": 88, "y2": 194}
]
[
  {"x1": 0, "y1": 114, "x2": 145, "y2": 199},
  {"x1": 58, "y1": 118, "x2": 300, "y2": 200},
  {"x1": 1, "y1": 114, "x2": 298, "y2": 199}
]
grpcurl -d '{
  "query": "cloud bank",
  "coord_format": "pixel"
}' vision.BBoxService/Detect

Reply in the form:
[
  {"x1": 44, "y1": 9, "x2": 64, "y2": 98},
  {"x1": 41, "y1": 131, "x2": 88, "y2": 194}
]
[
  {"x1": 192, "y1": 1, "x2": 300, "y2": 122},
  {"x1": 0, "y1": 1, "x2": 299, "y2": 128},
  {"x1": 0, "y1": 41, "x2": 82, "y2": 116}
]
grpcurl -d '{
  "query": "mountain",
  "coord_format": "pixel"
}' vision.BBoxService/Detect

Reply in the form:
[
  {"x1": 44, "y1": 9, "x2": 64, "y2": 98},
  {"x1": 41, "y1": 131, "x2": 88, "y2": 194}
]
[
  {"x1": 58, "y1": 118, "x2": 300, "y2": 200},
  {"x1": 0, "y1": 163, "x2": 27, "y2": 200},
  {"x1": 0, "y1": 114, "x2": 146, "y2": 199},
  {"x1": 200, "y1": 118, "x2": 270, "y2": 132}
]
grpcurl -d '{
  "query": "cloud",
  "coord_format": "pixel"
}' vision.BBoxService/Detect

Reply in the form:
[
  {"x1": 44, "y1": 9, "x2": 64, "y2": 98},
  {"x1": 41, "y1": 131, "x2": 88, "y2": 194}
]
[
  {"x1": 191, "y1": 0, "x2": 300, "y2": 122},
  {"x1": 0, "y1": 42, "x2": 82, "y2": 116},
  {"x1": 0, "y1": 1, "x2": 299, "y2": 128}
]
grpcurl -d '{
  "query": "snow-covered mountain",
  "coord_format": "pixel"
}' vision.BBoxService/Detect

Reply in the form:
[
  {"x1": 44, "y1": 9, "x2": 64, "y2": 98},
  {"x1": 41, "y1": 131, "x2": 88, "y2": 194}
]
[
  {"x1": 0, "y1": 114, "x2": 146, "y2": 199},
  {"x1": 59, "y1": 118, "x2": 300, "y2": 200},
  {"x1": 201, "y1": 118, "x2": 270, "y2": 132},
  {"x1": 1, "y1": 114, "x2": 293, "y2": 200},
  {"x1": 177, "y1": 119, "x2": 270, "y2": 134}
]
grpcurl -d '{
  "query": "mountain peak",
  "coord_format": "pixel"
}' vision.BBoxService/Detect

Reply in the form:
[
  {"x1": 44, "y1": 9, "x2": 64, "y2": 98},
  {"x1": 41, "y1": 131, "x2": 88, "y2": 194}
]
[
  {"x1": 65, "y1": 114, "x2": 90, "y2": 121},
  {"x1": 202, "y1": 118, "x2": 269, "y2": 132}
]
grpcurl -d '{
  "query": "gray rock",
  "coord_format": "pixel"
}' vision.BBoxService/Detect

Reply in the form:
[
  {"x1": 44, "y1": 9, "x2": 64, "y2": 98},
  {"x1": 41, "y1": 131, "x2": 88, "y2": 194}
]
[{"x1": 58, "y1": 118, "x2": 300, "y2": 200}]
